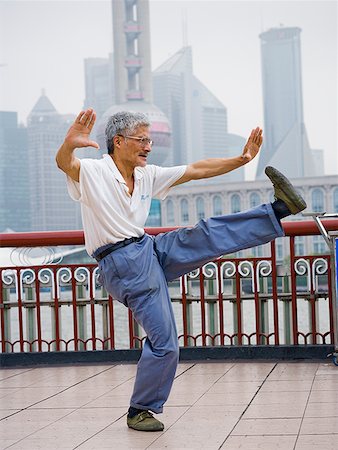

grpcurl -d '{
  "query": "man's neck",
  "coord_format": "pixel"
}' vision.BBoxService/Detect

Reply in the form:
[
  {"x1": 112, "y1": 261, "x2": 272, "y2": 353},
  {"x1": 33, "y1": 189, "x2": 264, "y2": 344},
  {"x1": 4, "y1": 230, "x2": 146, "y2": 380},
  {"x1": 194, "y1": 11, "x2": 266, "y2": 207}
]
[{"x1": 111, "y1": 154, "x2": 134, "y2": 182}]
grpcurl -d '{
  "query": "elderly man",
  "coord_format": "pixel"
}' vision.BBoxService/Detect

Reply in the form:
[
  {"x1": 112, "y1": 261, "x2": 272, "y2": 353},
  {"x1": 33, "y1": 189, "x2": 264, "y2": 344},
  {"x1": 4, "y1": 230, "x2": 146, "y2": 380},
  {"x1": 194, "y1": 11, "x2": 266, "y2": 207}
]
[{"x1": 56, "y1": 108, "x2": 306, "y2": 432}]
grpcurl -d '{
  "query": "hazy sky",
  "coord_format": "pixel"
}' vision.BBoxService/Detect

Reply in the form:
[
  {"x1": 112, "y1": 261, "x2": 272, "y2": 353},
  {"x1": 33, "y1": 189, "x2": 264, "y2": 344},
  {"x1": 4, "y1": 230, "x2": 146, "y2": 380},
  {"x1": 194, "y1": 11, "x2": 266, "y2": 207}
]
[{"x1": 0, "y1": 0, "x2": 337, "y2": 178}]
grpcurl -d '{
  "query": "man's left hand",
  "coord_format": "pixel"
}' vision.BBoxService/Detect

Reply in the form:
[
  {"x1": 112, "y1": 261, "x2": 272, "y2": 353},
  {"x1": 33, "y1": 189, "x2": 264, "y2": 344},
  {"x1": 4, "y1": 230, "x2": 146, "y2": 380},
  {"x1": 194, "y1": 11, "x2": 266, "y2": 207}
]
[{"x1": 242, "y1": 127, "x2": 263, "y2": 163}]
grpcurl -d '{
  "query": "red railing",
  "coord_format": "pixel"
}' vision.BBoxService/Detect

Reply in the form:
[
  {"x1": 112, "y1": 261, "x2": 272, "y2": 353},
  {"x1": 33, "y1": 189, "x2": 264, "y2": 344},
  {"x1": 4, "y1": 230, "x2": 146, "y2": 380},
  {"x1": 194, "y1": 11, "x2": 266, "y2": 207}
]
[
  {"x1": 0, "y1": 220, "x2": 337, "y2": 353},
  {"x1": 1, "y1": 221, "x2": 335, "y2": 247}
]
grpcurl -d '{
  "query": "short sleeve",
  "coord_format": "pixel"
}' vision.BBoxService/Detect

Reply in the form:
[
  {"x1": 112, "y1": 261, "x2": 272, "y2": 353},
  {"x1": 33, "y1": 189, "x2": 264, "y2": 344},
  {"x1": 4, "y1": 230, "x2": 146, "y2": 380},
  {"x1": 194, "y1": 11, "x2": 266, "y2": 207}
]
[
  {"x1": 152, "y1": 165, "x2": 187, "y2": 200},
  {"x1": 66, "y1": 158, "x2": 101, "y2": 206}
]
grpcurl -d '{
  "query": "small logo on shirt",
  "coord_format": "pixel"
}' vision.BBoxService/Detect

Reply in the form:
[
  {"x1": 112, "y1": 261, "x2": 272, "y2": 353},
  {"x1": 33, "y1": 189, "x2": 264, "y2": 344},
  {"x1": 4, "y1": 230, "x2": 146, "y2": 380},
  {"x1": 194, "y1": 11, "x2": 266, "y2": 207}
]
[{"x1": 141, "y1": 194, "x2": 150, "y2": 201}]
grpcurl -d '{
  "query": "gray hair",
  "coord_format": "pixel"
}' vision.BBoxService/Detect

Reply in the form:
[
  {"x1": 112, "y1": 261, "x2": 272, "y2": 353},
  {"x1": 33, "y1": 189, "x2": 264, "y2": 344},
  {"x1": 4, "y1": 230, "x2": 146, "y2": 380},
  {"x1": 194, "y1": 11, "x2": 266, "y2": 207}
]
[{"x1": 105, "y1": 111, "x2": 150, "y2": 154}]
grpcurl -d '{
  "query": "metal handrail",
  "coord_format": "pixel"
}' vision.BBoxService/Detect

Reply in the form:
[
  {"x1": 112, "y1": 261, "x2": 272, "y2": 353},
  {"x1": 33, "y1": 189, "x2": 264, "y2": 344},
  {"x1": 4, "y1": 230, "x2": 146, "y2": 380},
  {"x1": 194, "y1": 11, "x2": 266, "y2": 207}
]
[{"x1": 1, "y1": 219, "x2": 338, "y2": 247}]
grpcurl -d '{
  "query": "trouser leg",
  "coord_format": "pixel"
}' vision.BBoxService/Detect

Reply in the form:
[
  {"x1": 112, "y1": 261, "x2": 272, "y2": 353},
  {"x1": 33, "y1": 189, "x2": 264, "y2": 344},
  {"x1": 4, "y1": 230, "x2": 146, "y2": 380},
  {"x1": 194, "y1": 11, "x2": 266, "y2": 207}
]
[
  {"x1": 128, "y1": 265, "x2": 179, "y2": 414},
  {"x1": 154, "y1": 203, "x2": 284, "y2": 281},
  {"x1": 97, "y1": 236, "x2": 179, "y2": 414}
]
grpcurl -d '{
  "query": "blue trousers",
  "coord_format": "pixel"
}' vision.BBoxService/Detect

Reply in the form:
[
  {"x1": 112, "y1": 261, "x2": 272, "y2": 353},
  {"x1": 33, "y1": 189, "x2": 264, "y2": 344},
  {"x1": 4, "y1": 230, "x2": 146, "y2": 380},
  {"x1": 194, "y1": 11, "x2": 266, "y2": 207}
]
[{"x1": 94, "y1": 204, "x2": 283, "y2": 413}]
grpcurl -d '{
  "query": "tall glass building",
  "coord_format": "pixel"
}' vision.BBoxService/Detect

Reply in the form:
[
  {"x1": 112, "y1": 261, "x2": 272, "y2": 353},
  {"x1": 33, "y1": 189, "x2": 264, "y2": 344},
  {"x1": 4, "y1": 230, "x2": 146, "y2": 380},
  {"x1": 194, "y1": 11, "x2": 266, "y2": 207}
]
[
  {"x1": 83, "y1": 54, "x2": 115, "y2": 121},
  {"x1": 256, "y1": 27, "x2": 321, "y2": 179},
  {"x1": 27, "y1": 93, "x2": 82, "y2": 231},
  {"x1": 153, "y1": 46, "x2": 245, "y2": 182},
  {"x1": 0, "y1": 112, "x2": 30, "y2": 232}
]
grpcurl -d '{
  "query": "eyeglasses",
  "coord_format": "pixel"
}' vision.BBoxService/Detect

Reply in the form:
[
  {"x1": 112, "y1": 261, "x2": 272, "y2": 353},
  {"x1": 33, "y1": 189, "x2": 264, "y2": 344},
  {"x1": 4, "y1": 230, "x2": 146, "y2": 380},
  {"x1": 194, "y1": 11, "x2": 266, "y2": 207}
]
[{"x1": 118, "y1": 134, "x2": 154, "y2": 147}]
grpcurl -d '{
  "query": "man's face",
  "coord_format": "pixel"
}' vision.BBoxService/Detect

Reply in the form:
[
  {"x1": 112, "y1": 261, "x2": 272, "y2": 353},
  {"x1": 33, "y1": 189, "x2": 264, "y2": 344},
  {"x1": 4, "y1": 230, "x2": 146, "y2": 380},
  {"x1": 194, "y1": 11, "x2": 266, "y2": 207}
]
[{"x1": 120, "y1": 125, "x2": 152, "y2": 168}]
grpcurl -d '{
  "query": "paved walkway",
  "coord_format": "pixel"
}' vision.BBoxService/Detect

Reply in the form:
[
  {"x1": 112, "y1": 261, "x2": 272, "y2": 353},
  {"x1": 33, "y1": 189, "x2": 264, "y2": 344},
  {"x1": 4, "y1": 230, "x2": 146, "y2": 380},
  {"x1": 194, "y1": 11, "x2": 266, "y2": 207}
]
[{"x1": 0, "y1": 360, "x2": 337, "y2": 449}]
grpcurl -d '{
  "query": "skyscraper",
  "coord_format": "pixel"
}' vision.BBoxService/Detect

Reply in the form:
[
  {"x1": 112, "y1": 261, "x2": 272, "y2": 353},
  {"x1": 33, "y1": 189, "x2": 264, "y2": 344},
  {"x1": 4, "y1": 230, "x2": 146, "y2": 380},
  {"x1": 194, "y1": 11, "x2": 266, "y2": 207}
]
[
  {"x1": 27, "y1": 92, "x2": 82, "y2": 231},
  {"x1": 83, "y1": 54, "x2": 115, "y2": 120},
  {"x1": 112, "y1": 0, "x2": 152, "y2": 105},
  {"x1": 96, "y1": 0, "x2": 171, "y2": 168},
  {"x1": 0, "y1": 111, "x2": 30, "y2": 232},
  {"x1": 256, "y1": 26, "x2": 321, "y2": 179},
  {"x1": 153, "y1": 46, "x2": 245, "y2": 181}
]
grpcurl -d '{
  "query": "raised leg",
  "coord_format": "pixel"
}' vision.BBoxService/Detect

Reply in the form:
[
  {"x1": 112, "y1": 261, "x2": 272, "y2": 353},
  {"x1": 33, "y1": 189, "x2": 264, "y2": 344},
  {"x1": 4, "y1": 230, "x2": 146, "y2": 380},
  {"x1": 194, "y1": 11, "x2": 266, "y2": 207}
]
[{"x1": 154, "y1": 203, "x2": 284, "y2": 282}]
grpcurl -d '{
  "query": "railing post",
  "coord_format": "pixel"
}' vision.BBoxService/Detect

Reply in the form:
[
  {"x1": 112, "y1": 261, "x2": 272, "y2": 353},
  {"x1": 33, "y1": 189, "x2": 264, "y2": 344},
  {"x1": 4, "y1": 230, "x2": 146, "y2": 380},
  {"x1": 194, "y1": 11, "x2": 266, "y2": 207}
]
[
  {"x1": 101, "y1": 285, "x2": 109, "y2": 350},
  {"x1": 25, "y1": 286, "x2": 36, "y2": 352},
  {"x1": 260, "y1": 299, "x2": 269, "y2": 345},
  {"x1": 51, "y1": 288, "x2": 61, "y2": 352},
  {"x1": 133, "y1": 320, "x2": 142, "y2": 349},
  {"x1": 307, "y1": 296, "x2": 320, "y2": 345},
  {"x1": 260, "y1": 277, "x2": 269, "y2": 345},
  {"x1": 207, "y1": 279, "x2": 218, "y2": 345},
  {"x1": 290, "y1": 237, "x2": 299, "y2": 344},
  {"x1": 180, "y1": 275, "x2": 194, "y2": 347},
  {"x1": 185, "y1": 301, "x2": 193, "y2": 346},
  {"x1": 315, "y1": 297, "x2": 320, "y2": 344},
  {"x1": 76, "y1": 284, "x2": 87, "y2": 350},
  {"x1": 282, "y1": 274, "x2": 292, "y2": 344},
  {"x1": 232, "y1": 273, "x2": 240, "y2": 346},
  {"x1": 2, "y1": 285, "x2": 11, "y2": 352},
  {"x1": 232, "y1": 298, "x2": 238, "y2": 345},
  {"x1": 186, "y1": 280, "x2": 194, "y2": 346}
]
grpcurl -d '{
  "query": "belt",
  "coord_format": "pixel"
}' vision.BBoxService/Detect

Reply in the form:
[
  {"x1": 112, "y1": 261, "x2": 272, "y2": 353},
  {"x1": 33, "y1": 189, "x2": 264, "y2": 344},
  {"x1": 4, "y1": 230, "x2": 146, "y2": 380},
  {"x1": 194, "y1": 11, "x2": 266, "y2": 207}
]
[{"x1": 94, "y1": 236, "x2": 144, "y2": 262}]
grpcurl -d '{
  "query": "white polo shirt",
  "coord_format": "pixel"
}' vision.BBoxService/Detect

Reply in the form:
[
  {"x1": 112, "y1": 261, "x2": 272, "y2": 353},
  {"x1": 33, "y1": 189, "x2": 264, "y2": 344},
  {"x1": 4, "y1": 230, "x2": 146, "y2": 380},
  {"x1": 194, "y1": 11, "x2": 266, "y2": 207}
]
[{"x1": 67, "y1": 154, "x2": 186, "y2": 255}]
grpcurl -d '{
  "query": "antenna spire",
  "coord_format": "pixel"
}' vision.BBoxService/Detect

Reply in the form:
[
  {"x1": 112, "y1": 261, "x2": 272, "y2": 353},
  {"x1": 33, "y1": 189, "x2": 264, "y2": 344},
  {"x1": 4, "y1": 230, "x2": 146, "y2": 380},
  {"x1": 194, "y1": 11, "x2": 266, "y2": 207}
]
[{"x1": 182, "y1": 8, "x2": 188, "y2": 47}]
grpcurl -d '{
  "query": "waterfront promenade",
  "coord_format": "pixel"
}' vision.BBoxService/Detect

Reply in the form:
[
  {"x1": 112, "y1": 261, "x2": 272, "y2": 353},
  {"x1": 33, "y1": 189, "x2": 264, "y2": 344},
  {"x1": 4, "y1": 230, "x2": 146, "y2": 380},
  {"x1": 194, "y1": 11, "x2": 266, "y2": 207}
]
[{"x1": 0, "y1": 360, "x2": 337, "y2": 449}]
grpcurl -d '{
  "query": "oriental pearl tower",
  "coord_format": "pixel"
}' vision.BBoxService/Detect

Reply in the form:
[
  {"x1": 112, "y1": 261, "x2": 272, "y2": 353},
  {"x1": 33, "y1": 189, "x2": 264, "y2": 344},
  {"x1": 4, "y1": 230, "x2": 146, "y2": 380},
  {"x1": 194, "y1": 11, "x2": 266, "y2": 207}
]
[{"x1": 97, "y1": 0, "x2": 171, "y2": 166}]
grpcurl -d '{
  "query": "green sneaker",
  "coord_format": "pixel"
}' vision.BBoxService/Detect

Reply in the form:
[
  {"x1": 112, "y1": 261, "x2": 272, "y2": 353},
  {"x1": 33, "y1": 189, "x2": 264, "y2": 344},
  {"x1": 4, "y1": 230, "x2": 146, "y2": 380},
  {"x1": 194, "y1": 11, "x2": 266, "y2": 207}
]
[
  {"x1": 127, "y1": 411, "x2": 164, "y2": 432},
  {"x1": 265, "y1": 166, "x2": 307, "y2": 215}
]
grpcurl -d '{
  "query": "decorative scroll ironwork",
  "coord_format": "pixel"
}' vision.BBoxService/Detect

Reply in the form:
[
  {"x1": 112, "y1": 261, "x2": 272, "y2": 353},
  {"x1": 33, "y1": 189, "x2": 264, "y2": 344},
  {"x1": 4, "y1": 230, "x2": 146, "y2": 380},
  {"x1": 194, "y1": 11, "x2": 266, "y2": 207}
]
[
  {"x1": 19, "y1": 269, "x2": 36, "y2": 298},
  {"x1": 312, "y1": 258, "x2": 328, "y2": 291},
  {"x1": 2, "y1": 269, "x2": 18, "y2": 289},
  {"x1": 10, "y1": 247, "x2": 63, "y2": 267},
  {"x1": 294, "y1": 257, "x2": 328, "y2": 291},
  {"x1": 220, "y1": 261, "x2": 236, "y2": 293},
  {"x1": 179, "y1": 259, "x2": 273, "y2": 295}
]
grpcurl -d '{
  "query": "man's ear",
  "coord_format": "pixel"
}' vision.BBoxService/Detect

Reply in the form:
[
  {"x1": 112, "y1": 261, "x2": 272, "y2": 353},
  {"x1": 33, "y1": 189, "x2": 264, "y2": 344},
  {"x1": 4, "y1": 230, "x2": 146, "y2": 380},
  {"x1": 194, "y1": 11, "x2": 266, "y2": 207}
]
[{"x1": 114, "y1": 135, "x2": 121, "y2": 147}]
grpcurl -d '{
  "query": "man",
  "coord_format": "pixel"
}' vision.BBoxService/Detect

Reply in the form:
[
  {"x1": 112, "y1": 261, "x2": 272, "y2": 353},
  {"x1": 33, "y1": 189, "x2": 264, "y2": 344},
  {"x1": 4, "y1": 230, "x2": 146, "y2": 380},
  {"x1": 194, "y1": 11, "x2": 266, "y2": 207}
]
[{"x1": 56, "y1": 108, "x2": 306, "y2": 432}]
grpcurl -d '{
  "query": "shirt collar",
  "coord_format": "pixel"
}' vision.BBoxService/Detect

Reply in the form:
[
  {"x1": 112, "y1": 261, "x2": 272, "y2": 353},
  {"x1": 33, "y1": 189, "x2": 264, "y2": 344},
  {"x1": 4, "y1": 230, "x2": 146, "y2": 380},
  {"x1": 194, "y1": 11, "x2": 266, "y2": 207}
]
[{"x1": 103, "y1": 154, "x2": 144, "y2": 183}]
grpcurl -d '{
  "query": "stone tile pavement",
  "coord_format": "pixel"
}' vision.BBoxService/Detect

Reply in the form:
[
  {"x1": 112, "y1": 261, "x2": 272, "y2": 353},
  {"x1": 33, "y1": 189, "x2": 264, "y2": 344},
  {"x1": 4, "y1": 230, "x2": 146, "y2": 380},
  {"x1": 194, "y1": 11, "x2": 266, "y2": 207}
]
[{"x1": 0, "y1": 360, "x2": 337, "y2": 449}]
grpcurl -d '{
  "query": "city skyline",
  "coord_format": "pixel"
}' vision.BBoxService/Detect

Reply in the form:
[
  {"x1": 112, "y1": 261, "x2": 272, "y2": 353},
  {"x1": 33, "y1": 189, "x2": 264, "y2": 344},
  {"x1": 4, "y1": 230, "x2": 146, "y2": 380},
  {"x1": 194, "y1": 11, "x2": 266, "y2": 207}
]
[{"x1": 0, "y1": 0, "x2": 336, "y2": 179}]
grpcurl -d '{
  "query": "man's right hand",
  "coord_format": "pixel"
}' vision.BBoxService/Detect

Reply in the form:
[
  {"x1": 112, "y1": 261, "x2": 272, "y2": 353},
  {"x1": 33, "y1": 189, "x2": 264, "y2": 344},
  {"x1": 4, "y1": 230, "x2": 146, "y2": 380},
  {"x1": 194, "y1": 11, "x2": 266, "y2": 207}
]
[
  {"x1": 64, "y1": 108, "x2": 100, "y2": 150},
  {"x1": 56, "y1": 108, "x2": 99, "y2": 182}
]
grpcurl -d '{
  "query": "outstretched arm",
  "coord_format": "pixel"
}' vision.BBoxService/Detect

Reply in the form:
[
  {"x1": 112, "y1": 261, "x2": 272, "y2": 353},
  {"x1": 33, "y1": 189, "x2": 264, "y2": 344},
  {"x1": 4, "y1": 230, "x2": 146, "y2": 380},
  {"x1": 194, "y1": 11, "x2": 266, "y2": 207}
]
[
  {"x1": 172, "y1": 127, "x2": 263, "y2": 187},
  {"x1": 56, "y1": 108, "x2": 99, "y2": 182}
]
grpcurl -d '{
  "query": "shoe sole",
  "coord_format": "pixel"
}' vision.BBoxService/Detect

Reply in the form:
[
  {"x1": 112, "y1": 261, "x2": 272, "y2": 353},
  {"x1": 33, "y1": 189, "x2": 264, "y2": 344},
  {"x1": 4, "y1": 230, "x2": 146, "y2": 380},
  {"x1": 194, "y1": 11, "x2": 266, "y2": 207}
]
[
  {"x1": 265, "y1": 166, "x2": 307, "y2": 214},
  {"x1": 127, "y1": 424, "x2": 164, "y2": 432}
]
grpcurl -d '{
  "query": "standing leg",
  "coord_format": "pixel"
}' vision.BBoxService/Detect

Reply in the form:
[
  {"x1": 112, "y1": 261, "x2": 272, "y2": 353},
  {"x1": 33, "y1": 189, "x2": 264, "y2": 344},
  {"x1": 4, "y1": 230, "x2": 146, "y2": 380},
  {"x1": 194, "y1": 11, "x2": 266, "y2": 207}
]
[
  {"x1": 99, "y1": 236, "x2": 179, "y2": 416},
  {"x1": 128, "y1": 270, "x2": 179, "y2": 415},
  {"x1": 154, "y1": 203, "x2": 284, "y2": 282}
]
